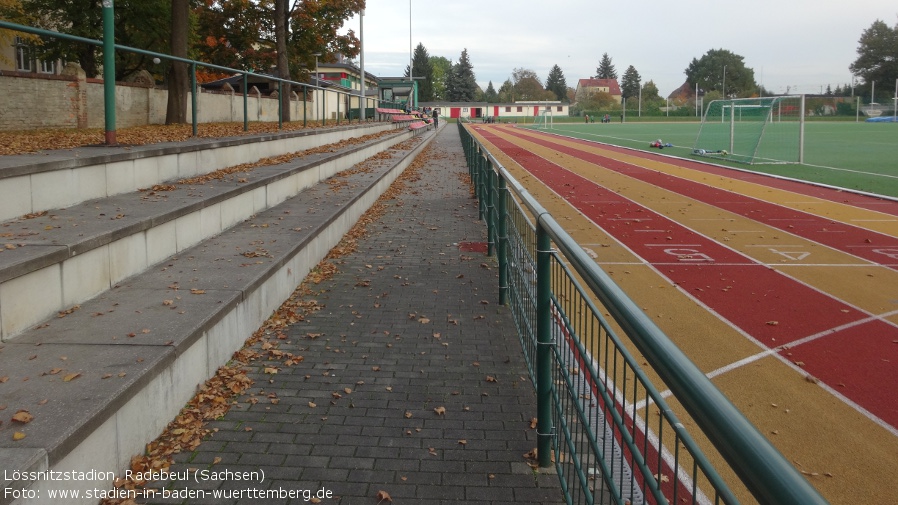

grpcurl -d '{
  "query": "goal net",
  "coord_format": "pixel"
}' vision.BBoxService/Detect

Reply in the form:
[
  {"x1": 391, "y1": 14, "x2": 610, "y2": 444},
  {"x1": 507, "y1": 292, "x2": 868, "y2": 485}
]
[
  {"x1": 693, "y1": 96, "x2": 804, "y2": 164},
  {"x1": 533, "y1": 110, "x2": 553, "y2": 130}
]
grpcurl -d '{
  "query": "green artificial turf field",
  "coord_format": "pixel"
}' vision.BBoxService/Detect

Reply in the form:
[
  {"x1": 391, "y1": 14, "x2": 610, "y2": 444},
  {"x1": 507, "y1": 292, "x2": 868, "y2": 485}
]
[{"x1": 530, "y1": 121, "x2": 898, "y2": 198}]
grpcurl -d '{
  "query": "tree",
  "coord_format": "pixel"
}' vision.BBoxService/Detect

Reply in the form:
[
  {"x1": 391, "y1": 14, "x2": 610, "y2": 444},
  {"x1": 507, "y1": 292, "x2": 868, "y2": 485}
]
[
  {"x1": 408, "y1": 43, "x2": 433, "y2": 102},
  {"x1": 483, "y1": 81, "x2": 498, "y2": 102},
  {"x1": 448, "y1": 48, "x2": 477, "y2": 102},
  {"x1": 620, "y1": 65, "x2": 641, "y2": 100},
  {"x1": 35, "y1": 0, "x2": 104, "y2": 77},
  {"x1": 850, "y1": 19, "x2": 898, "y2": 102},
  {"x1": 578, "y1": 90, "x2": 616, "y2": 112},
  {"x1": 685, "y1": 48, "x2": 757, "y2": 98},
  {"x1": 0, "y1": 0, "x2": 37, "y2": 66},
  {"x1": 497, "y1": 78, "x2": 514, "y2": 102},
  {"x1": 429, "y1": 55, "x2": 451, "y2": 100},
  {"x1": 166, "y1": 0, "x2": 190, "y2": 124},
  {"x1": 596, "y1": 52, "x2": 617, "y2": 79},
  {"x1": 545, "y1": 64, "x2": 567, "y2": 102},
  {"x1": 510, "y1": 67, "x2": 552, "y2": 101}
]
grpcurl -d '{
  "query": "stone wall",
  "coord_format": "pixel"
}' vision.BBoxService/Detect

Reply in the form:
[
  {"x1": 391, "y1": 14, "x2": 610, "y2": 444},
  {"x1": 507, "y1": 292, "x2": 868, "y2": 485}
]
[{"x1": 0, "y1": 64, "x2": 327, "y2": 131}]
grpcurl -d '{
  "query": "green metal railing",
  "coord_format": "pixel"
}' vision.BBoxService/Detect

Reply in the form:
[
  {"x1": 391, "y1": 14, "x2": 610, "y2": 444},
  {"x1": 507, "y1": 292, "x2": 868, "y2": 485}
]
[
  {"x1": 0, "y1": 19, "x2": 380, "y2": 143},
  {"x1": 458, "y1": 121, "x2": 830, "y2": 505}
]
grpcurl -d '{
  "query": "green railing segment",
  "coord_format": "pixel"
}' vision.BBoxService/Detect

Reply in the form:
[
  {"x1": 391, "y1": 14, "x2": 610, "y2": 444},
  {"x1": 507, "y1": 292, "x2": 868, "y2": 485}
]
[
  {"x1": 0, "y1": 19, "x2": 381, "y2": 142},
  {"x1": 458, "y1": 121, "x2": 830, "y2": 505}
]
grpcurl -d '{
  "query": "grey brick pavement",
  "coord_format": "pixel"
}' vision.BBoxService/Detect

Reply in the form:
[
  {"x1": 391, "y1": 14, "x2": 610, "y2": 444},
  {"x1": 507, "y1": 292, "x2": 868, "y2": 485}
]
[{"x1": 143, "y1": 125, "x2": 563, "y2": 504}]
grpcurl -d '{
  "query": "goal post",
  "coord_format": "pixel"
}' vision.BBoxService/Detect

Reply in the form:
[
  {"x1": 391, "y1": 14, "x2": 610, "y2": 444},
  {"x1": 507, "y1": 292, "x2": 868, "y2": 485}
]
[
  {"x1": 693, "y1": 95, "x2": 805, "y2": 164},
  {"x1": 533, "y1": 109, "x2": 553, "y2": 130}
]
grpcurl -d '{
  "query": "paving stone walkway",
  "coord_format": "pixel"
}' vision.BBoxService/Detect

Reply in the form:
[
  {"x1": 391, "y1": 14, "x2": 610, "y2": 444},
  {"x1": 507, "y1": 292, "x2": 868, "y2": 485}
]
[{"x1": 142, "y1": 125, "x2": 563, "y2": 505}]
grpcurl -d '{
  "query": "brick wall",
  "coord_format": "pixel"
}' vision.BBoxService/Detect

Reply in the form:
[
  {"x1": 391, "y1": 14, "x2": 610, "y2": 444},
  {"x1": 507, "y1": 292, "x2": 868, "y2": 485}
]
[{"x1": 0, "y1": 67, "x2": 322, "y2": 131}]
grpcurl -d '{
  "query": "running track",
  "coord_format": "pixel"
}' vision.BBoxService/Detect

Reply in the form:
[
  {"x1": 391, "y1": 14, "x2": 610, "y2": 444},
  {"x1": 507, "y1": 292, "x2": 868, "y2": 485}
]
[{"x1": 470, "y1": 124, "x2": 898, "y2": 434}]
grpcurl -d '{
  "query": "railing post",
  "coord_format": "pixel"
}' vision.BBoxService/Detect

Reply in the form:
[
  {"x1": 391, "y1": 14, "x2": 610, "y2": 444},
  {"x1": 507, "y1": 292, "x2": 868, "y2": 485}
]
[
  {"x1": 243, "y1": 73, "x2": 248, "y2": 131},
  {"x1": 190, "y1": 62, "x2": 197, "y2": 137},
  {"x1": 476, "y1": 150, "x2": 486, "y2": 221},
  {"x1": 485, "y1": 159, "x2": 495, "y2": 256},
  {"x1": 536, "y1": 223, "x2": 553, "y2": 468},
  {"x1": 101, "y1": 0, "x2": 116, "y2": 145},
  {"x1": 497, "y1": 173, "x2": 508, "y2": 305}
]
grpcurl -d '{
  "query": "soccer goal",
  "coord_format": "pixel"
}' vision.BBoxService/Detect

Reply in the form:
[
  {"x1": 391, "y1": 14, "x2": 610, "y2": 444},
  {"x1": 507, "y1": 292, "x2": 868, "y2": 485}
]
[
  {"x1": 533, "y1": 110, "x2": 553, "y2": 130},
  {"x1": 693, "y1": 95, "x2": 805, "y2": 164}
]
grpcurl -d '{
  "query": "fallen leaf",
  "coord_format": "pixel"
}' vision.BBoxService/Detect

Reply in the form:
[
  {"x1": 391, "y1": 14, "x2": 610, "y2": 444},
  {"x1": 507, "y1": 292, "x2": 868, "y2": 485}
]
[
  {"x1": 63, "y1": 372, "x2": 81, "y2": 382},
  {"x1": 12, "y1": 410, "x2": 34, "y2": 423},
  {"x1": 190, "y1": 289, "x2": 206, "y2": 295},
  {"x1": 375, "y1": 490, "x2": 392, "y2": 504},
  {"x1": 434, "y1": 406, "x2": 446, "y2": 416},
  {"x1": 12, "y1": 432, "x2": 26, "y2": 441},
  {"x1": 404, "y1": 411, "x2": 413, "y2": 419},
  {"x1": 308, "y1": 402, "x2": 317, "y2": 408}
]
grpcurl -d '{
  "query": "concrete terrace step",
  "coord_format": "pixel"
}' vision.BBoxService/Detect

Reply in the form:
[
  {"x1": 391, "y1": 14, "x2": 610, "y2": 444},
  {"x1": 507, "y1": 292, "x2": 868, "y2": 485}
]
[
  {"x1": 0, "y1": 124, "x2": 440, "y2": 505},
  {"x1": 0, "y1": 123, "x2": 399, "y2": 224},
  {"x1": 0, "y1": 125, "x2": 418, "y2": 341}
]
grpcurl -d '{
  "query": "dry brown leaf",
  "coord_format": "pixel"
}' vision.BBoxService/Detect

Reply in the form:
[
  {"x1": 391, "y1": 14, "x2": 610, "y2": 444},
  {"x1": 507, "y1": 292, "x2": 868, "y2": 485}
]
[
  {"x1": 375, "y1": 490, "x2": 392, "y2": 504},
  {"x1": 434, "y1": 406, "x2": 446, "y2": 416},
  {"x1": 63, "y1": 372, "x2": 82, "y2": 382},
  {"x1": 12, "y1": 410, "x2": 34, "y2": 424},
  {"x1": 12, "y1": 432, "x2": 26, "y2": 441}
]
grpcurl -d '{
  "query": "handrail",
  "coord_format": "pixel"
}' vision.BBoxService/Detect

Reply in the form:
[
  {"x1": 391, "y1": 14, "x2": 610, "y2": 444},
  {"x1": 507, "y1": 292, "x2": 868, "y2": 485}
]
[
  {"x1": 0, "y1": 20, "x2": 377, "y2": 137},
  {"x1": 459, "y1": 121, "x2": 830, "y2": 505}
]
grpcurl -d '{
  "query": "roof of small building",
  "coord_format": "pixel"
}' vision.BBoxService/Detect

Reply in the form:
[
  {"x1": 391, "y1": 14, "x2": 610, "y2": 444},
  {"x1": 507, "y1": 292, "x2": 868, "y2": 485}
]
[{"x1": 577, "y1": 78, "x2": 622, "y2": 96}]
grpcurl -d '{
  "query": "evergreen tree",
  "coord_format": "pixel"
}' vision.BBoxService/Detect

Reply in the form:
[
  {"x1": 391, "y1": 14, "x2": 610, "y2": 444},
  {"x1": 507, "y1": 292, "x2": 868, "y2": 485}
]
[
  {"x1": 620, "y1": 65, "x2": 641, "y2": 100},
  {"x1": 545, "y1": 64, "x2": 568, "y2": 101},
  {"x1": 596, "y1": 52, "x2": 617, "y2": 80},
  {"x1": 497, "y1": 78, "x2": 514, "y2": 102},
  {"x1": 409, "y1": 43, "x2": 434, "y2": 101},
  {"x1": 484, "y1": 81, "x2": 498, "y2": 102},
  {"x1": 448, "y1": 48, "x2": 477, "y2": 102}
]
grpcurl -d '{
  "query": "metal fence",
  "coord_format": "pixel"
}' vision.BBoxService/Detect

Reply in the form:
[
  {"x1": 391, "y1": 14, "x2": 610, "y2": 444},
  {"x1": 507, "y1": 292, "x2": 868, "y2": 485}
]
[{"x1": 458, "y1": 121, "x2": 830, "y2": 505}]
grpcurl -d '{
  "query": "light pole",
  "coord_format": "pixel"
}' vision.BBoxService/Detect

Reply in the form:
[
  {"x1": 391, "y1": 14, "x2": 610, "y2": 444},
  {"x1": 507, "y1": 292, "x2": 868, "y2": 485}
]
[{"x1": 408, "y1": 0, "x2": 413, "y2": 108}]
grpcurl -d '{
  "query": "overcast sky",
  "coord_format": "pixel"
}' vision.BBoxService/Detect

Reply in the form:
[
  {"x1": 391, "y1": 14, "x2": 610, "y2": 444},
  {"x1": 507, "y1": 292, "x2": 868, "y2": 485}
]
[{"x1": 342, "y1": 0, "x2": 897, "y2": 97}]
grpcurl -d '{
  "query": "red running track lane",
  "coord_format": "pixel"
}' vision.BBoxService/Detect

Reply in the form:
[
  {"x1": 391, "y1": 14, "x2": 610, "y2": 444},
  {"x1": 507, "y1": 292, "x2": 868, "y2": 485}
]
[
  {"x1": 472, "y1": 125, "x2": 898, "y2": 431},
  {"x1": 497, "y1": 127, "x2": 898, "y2": 270}
]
